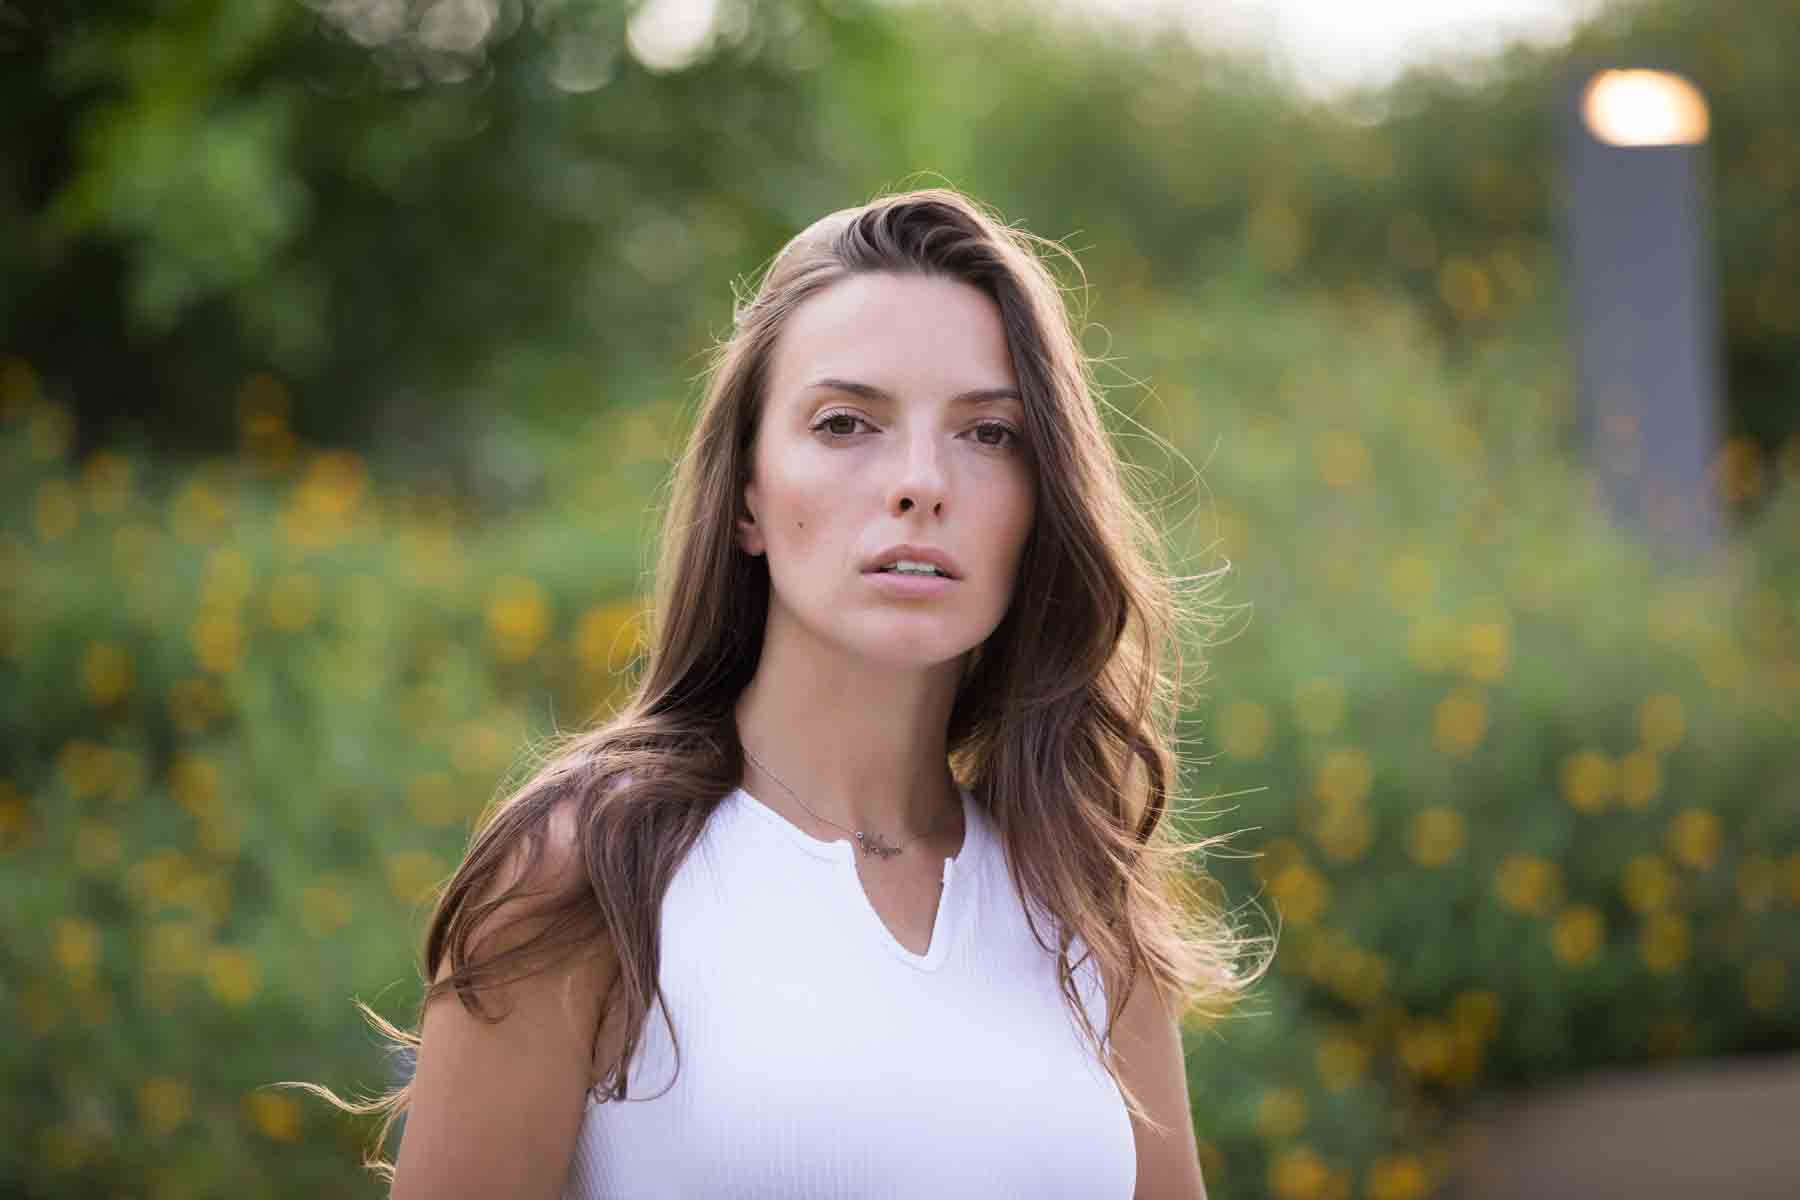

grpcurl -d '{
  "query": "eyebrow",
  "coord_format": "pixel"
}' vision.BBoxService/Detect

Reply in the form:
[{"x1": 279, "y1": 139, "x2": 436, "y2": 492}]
[{"x1": 806, "y1": 377, "x2": 1023, "y2": 408}]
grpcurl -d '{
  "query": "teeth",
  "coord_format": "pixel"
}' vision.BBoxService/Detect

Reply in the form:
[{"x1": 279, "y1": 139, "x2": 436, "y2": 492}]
[{"x1": 882, "y1": 559, "x2": 944, "y2": 576}]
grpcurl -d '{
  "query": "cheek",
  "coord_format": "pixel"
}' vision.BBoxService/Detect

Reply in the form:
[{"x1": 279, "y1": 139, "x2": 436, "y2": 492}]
[
  {"x1": 761, "y1": 468, "x2": 836, "y2": 564},
  {"x1": 998, "y1": 481, "x2": 1036, "y2": 572}
]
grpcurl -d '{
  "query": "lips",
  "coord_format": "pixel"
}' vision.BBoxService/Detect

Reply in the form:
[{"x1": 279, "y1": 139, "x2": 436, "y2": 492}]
[{"x1": 860, "y1": 543, "x2": 963, "y2": 580}]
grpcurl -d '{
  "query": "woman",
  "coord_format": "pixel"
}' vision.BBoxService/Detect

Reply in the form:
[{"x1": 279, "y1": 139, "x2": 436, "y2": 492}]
[{"x1": 307, "y1": 187, "x2": 1269, "y2": 1198}]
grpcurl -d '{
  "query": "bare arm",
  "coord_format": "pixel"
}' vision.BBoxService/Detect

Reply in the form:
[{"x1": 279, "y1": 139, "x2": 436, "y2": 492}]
[
  {"x1": 390, "y1": 805, "x2": 617, "y2": 1200},
  {"x1": 1112, "y1": 974, "x2": 1208, "y2": 1200}
]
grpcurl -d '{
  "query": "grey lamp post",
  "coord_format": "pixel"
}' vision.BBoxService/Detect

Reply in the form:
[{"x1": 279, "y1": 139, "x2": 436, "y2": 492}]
[{"x1": 1561, "y1": 64, "x2": 1723, "y2": 556}]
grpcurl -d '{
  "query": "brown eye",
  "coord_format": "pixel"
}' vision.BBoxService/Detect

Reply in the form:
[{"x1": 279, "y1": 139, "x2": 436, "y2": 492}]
[
  {"x1": 971, "y1": 421, "x2": 1022, "y2": 450},
  {"x1": 812, "y1": 412, "x2": 866, "y2": 438}
]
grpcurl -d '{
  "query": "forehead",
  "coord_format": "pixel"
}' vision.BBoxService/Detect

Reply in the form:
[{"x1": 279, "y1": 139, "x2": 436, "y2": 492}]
[{"x1": 766, "y1": 272, "x2": 1019, "y2": 402}]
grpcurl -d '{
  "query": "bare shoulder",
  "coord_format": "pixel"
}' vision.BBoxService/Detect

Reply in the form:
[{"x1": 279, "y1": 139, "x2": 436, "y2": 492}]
[
  {"x1": 391, "y1": 798, "x2": 619, "y2": 1200},
  {"x1": 1110, "y1": 972, "x2": 1208, "y2": 1200}
]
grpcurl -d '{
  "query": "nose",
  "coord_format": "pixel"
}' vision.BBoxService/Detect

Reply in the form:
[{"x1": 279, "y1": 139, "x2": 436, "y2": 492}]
[{"x1": 888, "y1": 427, "x2": 948, "y2": 516}]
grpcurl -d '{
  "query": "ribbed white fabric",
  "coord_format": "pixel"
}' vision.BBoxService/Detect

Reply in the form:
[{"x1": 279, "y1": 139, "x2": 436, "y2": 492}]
[{"x1": 562, "y1": 783, "x2": 1137, "y2": 1199}]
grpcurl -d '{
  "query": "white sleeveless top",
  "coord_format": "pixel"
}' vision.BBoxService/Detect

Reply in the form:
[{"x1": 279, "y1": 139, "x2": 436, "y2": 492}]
[{"x1": 562, "y1": 783, "x2": 1137, "y2": 1198}]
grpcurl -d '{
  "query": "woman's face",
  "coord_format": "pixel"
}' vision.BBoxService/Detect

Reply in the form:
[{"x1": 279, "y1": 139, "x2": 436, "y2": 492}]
[{"x1": 739, "y1": 270, "x2": 1037, "y2": 671}]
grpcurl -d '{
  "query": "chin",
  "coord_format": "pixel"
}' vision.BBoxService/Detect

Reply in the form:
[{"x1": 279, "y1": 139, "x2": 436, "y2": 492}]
[{"x1": 845, "y1": 629, "x2": 982, "y2": 674}]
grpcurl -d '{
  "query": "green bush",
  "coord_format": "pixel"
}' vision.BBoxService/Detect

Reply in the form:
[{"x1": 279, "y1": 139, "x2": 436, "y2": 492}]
[{"x1": 3, "y1": 261, "x2": 1795, "y2": 1196}]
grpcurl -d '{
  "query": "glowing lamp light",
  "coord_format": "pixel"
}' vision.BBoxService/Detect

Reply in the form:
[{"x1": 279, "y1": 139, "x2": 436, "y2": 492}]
[
  {"x1": 1581, "y1": 69, "x2": 1710, "y2": 147},
  {"x1": 627, "y1": 0, "x2": 718, "y2": 73}
]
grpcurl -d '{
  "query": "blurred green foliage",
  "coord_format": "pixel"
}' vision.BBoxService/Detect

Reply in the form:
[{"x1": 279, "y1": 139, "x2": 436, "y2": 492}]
[
  {"x1": 4, "y1": 0, "x2": 1800, "y2": 463},
  {"x1": 3, "y1": 0, "x2": 1799, "y2": 1197}
]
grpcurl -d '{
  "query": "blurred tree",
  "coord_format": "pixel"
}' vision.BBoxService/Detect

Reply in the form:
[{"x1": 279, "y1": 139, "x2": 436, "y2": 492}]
[{"x1": 3, "y1": 0, "x2": 1795, "y2": 477}]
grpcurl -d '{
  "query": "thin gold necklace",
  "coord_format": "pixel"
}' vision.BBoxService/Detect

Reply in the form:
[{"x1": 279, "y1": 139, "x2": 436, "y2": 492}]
[{"x1": 740, "y1": 745, "x2": 957, "y2": 861}]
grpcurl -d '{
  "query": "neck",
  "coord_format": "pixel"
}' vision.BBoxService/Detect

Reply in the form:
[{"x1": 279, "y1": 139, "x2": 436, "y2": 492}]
[{"x1": 732, "y1": 610, "x2": 967, "y2": 839}]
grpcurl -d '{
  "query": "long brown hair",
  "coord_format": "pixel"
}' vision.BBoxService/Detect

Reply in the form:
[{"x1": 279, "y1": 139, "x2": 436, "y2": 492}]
[{"x1": 294, "y1": 186, "x2": 1273, "y2": 1179}]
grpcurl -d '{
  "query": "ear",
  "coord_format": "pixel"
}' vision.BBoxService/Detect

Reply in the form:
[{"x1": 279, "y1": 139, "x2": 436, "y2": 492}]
[{"x1": 736, "y1": 481, "x2": 766, "y2": 556}]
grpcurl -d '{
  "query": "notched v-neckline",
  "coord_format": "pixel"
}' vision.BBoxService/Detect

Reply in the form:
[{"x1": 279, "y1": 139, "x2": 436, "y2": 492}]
[{"x1": 729, "y1": 783, "x2": 980, "y2": 972}]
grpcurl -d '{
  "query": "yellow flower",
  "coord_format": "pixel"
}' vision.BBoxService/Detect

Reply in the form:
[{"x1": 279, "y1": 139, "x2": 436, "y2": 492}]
[
  {"x1": 1639, "y1": 912, "x2": 1690, "y2": 974},
  {"x1": 1552, "y1": 904, "x2": 1606, "y2": 967},
  {"x1": 407, "y1": 772, "x2": 461, "y2": 827},
  {"x1": 1407, "y1": 616, "x2": 1458, "y2": 673},
  {"x1": 1444, "y1": 1023, "x2": 1486, "y2": 1087},
  {"x1": 1309, "y1": 750, "x2": 1375, "y2": 862},
  {"x1": 1253, "y1": 838, "x2": 1308, "y2": 886},
  {"x1": 1451, "y1": 990, "x2": 1503, "y2": 1042},
  {"x1": 297, "y1": 450, "x2": 366, "y2": 518},
  {"x1": 1408, "y1": 807, "x2": 1466, "y2": 868},
  {"x1": 1270, "y1": 1146, "x2": 1333, "y2": 1200},
  {"x1": 1219, "y1": 701, "x2": 1273, "y2": 761},
  {"x1": 35, "y1": 478, "x2": 80, "y2": 542},
  {"x1": 1317, "y1": 429, "x2": 1370, "y2": 490},
  {"x1": 1560, "y1": 751, "x2": 1616, "y2": 815},
  {"x1": 386, "y1": 849, "x2": 448, "y2": 905},
  {"x1": 1366, "y1": 1155, "x2": 1432, "y2": 1200},
  {"x1": 1384, "y1": 553, "x2": 1436, "y2": 615},
  {"x1": 128, "y1": 849, "x2": 192, "y2": 911},
  {"x1": 170, "y1": 478, "x2": 233, "y2": 545},
  {"x1": 57, "y1": 738, "x2": 115, "y2": 799},
  {"x1": 201, "y1": 548, "x2": 254, "y2": 610},
  {"x1": 302, "y1": 882, "x2": 354, "y2": 939},
  {"x1": 1269, "y1": 862, "x2": 1331, "y2": 927},
  {"x1": 244, "y1": 1091, "x2": 302, "y2": 1142},
  {"x1": 1463, "y1": 621, "x2": 1510, "y2": 683},
  {"x1": 206, "y1": 946, "x2": 261, "y2": 1007},
  {"x1": 81, "y1": 450, "x2": 135, "y2": 514},
  {"x1": 167, "y1": 676, "x2": 227, "y2": 735},
  {"x1": 1398, "y1": 1018, "x2": 1456, "y2": 1079},
  {"x1": 1496, "y1": 855, "x2": 1563, "y2": 916},
  {"x1": 266, "y1": 572, "x2": 321, "y2": 632},
  {"x1": 138, "y1": 1077, "x2": 193, "y2": 1137},
  {"x1": 1666, "y1": 808, "x2": 1721, "y2": 871},
  {"x1": 1638, "y1": 694, "x2": 1685, "y2": 753},
  {"x1": 170, "y1": 754, "x2": 220, "y2": 817},
  {"x1": 82, "y1": 642, "x2": 134, "y2": 707},
  {"x1": 1315, "y1": 748, "x2": 1372, "y2": 806},
  {"x1": 1315, "y1": 1031, "x2": 1369, "y2": 1092},
  {"x1": 1256, "y1": 1086, "x2": 1309, "y2": 1139},
  {"x1": 53, "y1": 917, "x2": 102, "y2": 979},
  {"x1": 486, "y1": 576, "x2": 552, "y2": 664},
  {"x1": 1433, "y1": 687, "x2": 1487, "y2": 756},
  {"x1": 177, "y1": 869, "x2": 233, "y2": 924},
  {"x1": 575, "y1": 600, "x2": 647, "y2": 676},
  {"x1": 146, "y1": 920, "x2": 206, "y2": 976},
  {"x1": 1328, "y1": 946, "x2": 1390, "y2": 1008},
  {"x1": 1439, "y1": 255, "x2": 1495, "y2": 321},
  {"x1": 451, "y1": 718, "x2": 513, "y2": 776},
  {"x1": 1617, "y1": 749, "x2": 1661, "y2": 810},
  {"x1": 191, "y1": 611, "x2": 244, "y2": 675},
  {"x1": 1622, "y1": 855, "x2": 1677, "y2": 913},
  {"x1": 74, "y1": 819, "x2": 123, "y2": 874}
]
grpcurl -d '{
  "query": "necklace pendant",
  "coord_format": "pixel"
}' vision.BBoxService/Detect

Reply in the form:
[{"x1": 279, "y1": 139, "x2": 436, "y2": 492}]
[{"x1": 860, "y1": 832, "x2": 901, "y2": 860}]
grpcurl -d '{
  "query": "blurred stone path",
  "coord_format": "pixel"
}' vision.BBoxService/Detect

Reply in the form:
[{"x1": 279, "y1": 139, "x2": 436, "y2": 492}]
[{"x1": 1442, "y1": 1051, "x2": 1800, "y2": 1198}]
